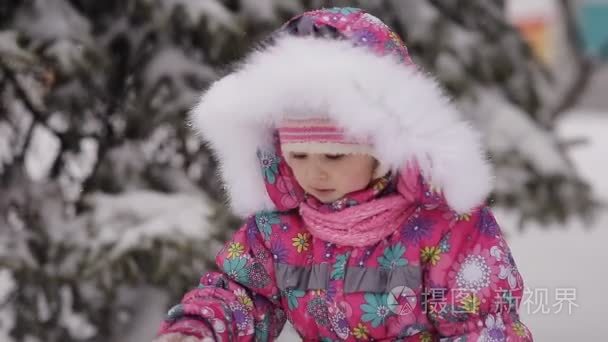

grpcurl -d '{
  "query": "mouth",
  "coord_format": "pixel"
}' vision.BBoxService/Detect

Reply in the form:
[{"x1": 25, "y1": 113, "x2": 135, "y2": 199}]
[{"x1": 311, "y1": 188, "x2": 335, "y2": 194}]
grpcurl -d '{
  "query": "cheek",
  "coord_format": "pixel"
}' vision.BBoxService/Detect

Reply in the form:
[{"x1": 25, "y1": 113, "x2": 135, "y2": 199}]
[
  {"x1": 354, "y1": 167, "x2": 374, "y2": 185},
  {"x1": 286, "y1": 161, "x2": 309, "y2": 184},
  {"x1": 337, "y1": 162, "x2": 374, "y2": 188}
]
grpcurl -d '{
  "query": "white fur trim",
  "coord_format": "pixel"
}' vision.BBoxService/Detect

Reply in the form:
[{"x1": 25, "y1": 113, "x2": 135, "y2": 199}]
[{"x1": 191, "y1": 36, "x2": 493, "y2": 216}]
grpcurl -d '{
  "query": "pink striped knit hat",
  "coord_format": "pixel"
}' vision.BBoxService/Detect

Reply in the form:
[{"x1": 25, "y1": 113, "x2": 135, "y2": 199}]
[{"x1": 277, "y1": 117, "x2": 390, "y2": 178}]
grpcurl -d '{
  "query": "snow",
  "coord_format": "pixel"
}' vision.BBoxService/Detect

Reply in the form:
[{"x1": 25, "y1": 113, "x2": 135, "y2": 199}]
[
  {"x1": 13, "y1": 0, "x2": 91, "y2": 43},
  {"x1": 235, "y1": 0, "x2": 305, "y2": 22},
  {"x1": 162, "y1": 0, "x2": 238, "y2": 30},
  {"x1": 0, "y1": 270, "x2": 17, "y2": 342},
  {"x1": 144, "y1": 48, "x2": 217, "y2": 114},
  {"x1": 0, "y1": 122, "x2": 15, "y2": 174},
  {"x1": 468, "y1": 88, "x2": 570, "y2": 175},
  {"x1": 111, "y1": 287, "x2": 169, "y2": 342},
  {"x1": 390, "y1": 1, "x2": 440, "y2": 44},
  {"x1": 85, "y1": 190, "x2": 215, "y2": 261},
  {"x1": 65, "y1": 138, "x2": 98, "y2": 181},
  {"x1": 0, "y1": 307, "x2": 16, "y2": 342},
  {"x1": 144, "y1": 48, "x2": 216, "y2": 85},
  {"x1": 493, "y1": 111, "x2": 608, "y2": 341},
  {"x1": 43, "y1": 39, "x2": 87, "y2": 75},
  {"x1": 0, "y1": 186, "x2": 216, "y2": 340},
  {"x1": 497, "y1": 209, "x2": 608, "y2": 341},
  {"x1": 36, "y1": 291, "x2": 51, "y2": 323},
  {"x1": 59, "y1": 286, "x2": 97, "y2": 339},
  {"x1": 25, "y1": 125, "x2": 61, "y2": 180},
  {"x1": 0, "y1": 30, "x2": 35, "y2": 64},
  {"x1": 442, "y1": 26, "x2": 480, "y2": 66},
  {"x1": 0, "y1": 270, "x2": 16, "y2": 306},
  {"x1": 240, "y1": 0, "x2": 278, "y2": 22},
  {"x1": 12, "y1": 0, "x2": 92, "y2": 76}
]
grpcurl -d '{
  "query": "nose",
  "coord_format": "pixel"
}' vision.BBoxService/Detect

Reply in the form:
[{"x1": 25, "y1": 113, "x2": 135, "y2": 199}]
[{"x1": 309, "y1": 157, "x2": 329, "y2": 181}]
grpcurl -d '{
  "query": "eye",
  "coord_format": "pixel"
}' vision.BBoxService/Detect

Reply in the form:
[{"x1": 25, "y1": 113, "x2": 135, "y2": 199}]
[
  {"x1": 290, "y1": 152, "x2": 308, "y2": 160},
  {"x1": 324, "y1": 154, "x2": 345, "y2": 160}
]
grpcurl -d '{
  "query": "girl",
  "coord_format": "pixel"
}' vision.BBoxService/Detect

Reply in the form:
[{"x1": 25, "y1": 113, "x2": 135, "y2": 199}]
[{"x1": 155, "y1": 7, "x2": 533, "y2": 342}]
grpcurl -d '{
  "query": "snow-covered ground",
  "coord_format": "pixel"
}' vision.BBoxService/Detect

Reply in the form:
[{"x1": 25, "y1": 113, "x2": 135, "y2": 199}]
[{"x1": 496, "y1": 112, "x2": 608, "y2": 341}]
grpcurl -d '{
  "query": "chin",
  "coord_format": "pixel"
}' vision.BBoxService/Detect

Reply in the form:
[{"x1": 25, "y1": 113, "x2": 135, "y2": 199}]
[
  {"x1": 309, "y1": 190, "x2": 343, "y2": 203},
  {"x1": 317, "y1": 196, "x2": 341, "y2": 204}
]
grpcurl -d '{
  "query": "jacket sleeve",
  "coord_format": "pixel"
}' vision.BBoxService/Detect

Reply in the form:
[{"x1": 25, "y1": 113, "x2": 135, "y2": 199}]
[
  {"x1": 157, "y1": 216, "x2": 287, "y2": 341},
  {"x1": 422, "y1": 205, "x2": 533, "y2": 341}
]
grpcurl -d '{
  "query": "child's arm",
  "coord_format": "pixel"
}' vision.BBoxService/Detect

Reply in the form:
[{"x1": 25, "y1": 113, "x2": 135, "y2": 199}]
[
  {"x1": 156, "y1": 216, "x2": 286, "y2": 341},
  {"x1": 422, "y1": 206, "x2": 533, "y2": 341}
]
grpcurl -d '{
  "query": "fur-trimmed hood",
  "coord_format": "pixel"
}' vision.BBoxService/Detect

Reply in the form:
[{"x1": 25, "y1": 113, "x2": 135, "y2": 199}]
[{"x1": 190, "y1": 8, "x2": 493, "y2": 217}]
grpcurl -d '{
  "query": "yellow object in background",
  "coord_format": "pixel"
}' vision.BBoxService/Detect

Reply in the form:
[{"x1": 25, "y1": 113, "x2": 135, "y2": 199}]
[
  {"x1": 507, "y1": 0, "x2": 556, "y2": 64},
  {"x1": 514, "y1": 16, "x2": 552, "y2": 63}
]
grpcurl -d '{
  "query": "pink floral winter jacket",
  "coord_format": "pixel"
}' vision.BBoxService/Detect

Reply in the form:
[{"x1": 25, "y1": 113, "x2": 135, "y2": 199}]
[
  {"x1": 158, "y1": 164, "x2": 532, "y2": 341},
  {"x1": 157, "y1": 7, "x2": 533, "y2": 342}
]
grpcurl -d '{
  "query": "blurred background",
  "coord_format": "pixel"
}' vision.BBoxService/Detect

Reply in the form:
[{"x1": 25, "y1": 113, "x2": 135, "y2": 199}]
[{"x1": 0, "y1": 0, "x2": 606, "y2": 341}]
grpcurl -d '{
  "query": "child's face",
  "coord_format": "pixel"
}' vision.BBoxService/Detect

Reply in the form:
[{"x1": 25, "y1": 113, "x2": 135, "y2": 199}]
[{"x1": 284, "y1": 152, "x2": 377, "y2": 203}]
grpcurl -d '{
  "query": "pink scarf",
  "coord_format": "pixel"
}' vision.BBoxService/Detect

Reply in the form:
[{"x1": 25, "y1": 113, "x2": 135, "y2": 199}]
[{"x1": 299, "y1": 179, "x2": 414, "y2": 247}]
